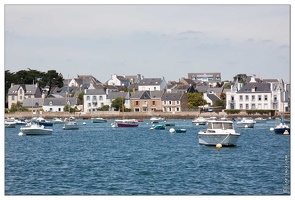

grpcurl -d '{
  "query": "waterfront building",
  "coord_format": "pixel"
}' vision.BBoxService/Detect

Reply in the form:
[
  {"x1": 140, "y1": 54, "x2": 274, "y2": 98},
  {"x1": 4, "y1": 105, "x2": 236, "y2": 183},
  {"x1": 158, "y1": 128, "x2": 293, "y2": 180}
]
[
  {"x1": 84, "y1": 89, "x2": 107, "y2": 113},
  {"x1": 130, "y1": 91, "x2": 164, "y2": 112},
  {"x1": 226, "y1": 75, "x2": 289, "y2": 112},
  {"x1": 106, "y1": 91, "x2": 131, "y2": 110},
  {"x1": 161, "y1": 92, "x2": 188, "y2": 112},
  {"x1": 138, "y1": 77, "x2": 167, "y2": 91},
  {"x1": 43, "y1": 97, "x2": 77, "y2": 112},
  {"x1": 188, "y1": 72, "x2": 221, "y2": 87},
  {"x1": 7, "y1": 83, "x2": 42, "y2": 109}
]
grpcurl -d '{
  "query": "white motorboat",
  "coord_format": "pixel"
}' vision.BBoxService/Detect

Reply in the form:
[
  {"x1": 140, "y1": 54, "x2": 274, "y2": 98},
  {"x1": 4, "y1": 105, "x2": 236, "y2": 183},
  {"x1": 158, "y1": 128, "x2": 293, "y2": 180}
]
[
  {"x1": 236, "y1": 117, "x2": 256, "y2": 128},
  {"x1": 20, "y1": 123, "x2": 53, "y2": 135},
  {"x1": 91, "y1": 117, "x2": 107, "y2": 123},
  {"x1": 254, "y1": 117, "x2": 267, "y2": 123},
  {"x1": 63, "y1": 121, "x2": 79, "y2": 130},
  {"x1": 52, "y1": 118, "x2": 64, "y2": 124},
  {"x1": 32, "y1": 117, "x2": 53, "y2": 127},
  {"x1": 198, "y1": 120, "x2": 240, "y2": 146},
  {"x1": 192, "y1": 117, "x2": 207, "y2": 125},
  {"x1": 150, "y1": 116, "x2": 165, "y2": 124},
  {"x1": 5, "y1": 118, "x2": 16, "y2": 128}
]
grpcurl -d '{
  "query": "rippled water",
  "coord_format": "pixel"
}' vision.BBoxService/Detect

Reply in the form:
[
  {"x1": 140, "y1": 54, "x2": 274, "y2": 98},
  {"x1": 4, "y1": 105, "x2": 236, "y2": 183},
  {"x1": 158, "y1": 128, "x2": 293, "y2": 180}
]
[{"x1": 5, "y1": 119, "x2": 290, "y2": 195}]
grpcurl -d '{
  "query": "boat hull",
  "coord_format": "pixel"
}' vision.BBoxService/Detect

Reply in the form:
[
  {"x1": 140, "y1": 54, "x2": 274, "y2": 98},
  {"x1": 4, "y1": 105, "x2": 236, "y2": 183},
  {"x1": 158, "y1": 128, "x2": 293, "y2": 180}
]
[
  {"x1": 175, "y1": 129, "x2": 186, "y2": 133},
  {"x1": 20, "y1": 127, "x2": 52, "y2": 135},
  {"x1": 38, "y1": 122, "x2": 54, "y2": 127},
  {"x1": 117, "y1": 123, "x2": 138, "y2": 127},
  {"x1": 236, "y1": 123, "x2": 255, "y2": 128},
  {"x1": 198, "y1": 133, "x2": 240, "y2": 146},
  {"x1": 274, "y1": 128, "x2": 290, "y2": 134}
]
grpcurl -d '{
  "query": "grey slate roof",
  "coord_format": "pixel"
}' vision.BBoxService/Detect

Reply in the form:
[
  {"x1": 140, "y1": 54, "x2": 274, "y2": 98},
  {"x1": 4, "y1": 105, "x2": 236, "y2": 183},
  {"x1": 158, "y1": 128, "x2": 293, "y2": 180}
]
[
  {"x1": 107, "y1": 92, "x2": 130, "y2": 99},
  {"x1": 130, "y1": 91, "x2": 164, "y2": 99},
  {"x1": 162, "y1": 93, "x2": 183, "y2": 101},
  {"x1": 8, "y1": 84, "x2": 40, "y2": 95},
  {"x1": 207, "y1": 94, "x2": 220, "y2": 102},
  {"x1": 196, "y1": 85, "x2": 209, "y2": 93},
  {"x1": 22, "y1": 98, "x2": 44, "y2": 107},
  {"x1": 237, "y1": 83, "x2": 271, "y2": 93},
  {"x1": 139, "y1": 78, "x2": 162, "y2": 86},
  {"x1": 43, "y1": 97, "x2": 77, "y2": 106},
  {"x1": 85, "y1": 89, "x2": 106, "y2": 95}
]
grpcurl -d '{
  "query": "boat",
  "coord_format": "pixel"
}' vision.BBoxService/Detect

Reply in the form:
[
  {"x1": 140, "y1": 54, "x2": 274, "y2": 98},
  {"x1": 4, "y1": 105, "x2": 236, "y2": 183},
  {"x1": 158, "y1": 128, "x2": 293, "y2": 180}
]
[
  {"x1": 136, "y1": 119, "x2": 144, "y2": 122},
  {"x1": 14, "y1": 118, "x2": 27, "y2": 125},
  {"x1": 170, "y1": 128, "x2": 186, "y2": 133},
  {"x1": 63, "y1": 121, "x2": 79, "y2": 130},
  {"x1": 5, "y1": 118, "x2": 16, "y2": 128},
  {"x1": 151, "y1": 124, "x2": 165, "y2": 130},
  {"x1": 20, "y1": 122, "x2": 53, "y2": 135},
  {"x1": 236, "y1": 117, "x2": 256, "y2": 128},
  {"x1": 192, "y1": 117, "x2": 207, "y2": 125},
  {"x1": 115, "y1": 119, "x2": 139, "y2": 127},
  {"x1": 254, "y1": 117, "x2": 267, "y2": 123},
  {"x1": 198, "y1": 120, "x2": 240, "y2": 146},
  {"x1": 91, "y1": 117, "x2": 107, "y2": 123},
  {"x1": 52, "y1": 117, "x2": 64, "y2": 124},
  {"x1": 273, "y1": 123, "x2": 290, "y2": 134},
  {"x1": 150, "y1": 116, "x2": 165, "y2": 124},
  {"x1": 32, "y1": 117, "x2": 53, "y2": 127},
  {"x1": 165, "y1": 123, "x2": 175, "y2": 126}
]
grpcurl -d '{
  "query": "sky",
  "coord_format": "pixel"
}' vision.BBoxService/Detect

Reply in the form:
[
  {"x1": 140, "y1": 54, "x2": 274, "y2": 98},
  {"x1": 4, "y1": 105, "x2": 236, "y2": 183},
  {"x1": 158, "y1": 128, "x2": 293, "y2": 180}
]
[{"x1": 4, "y1": 2, "x2": 291, "y2": 84}]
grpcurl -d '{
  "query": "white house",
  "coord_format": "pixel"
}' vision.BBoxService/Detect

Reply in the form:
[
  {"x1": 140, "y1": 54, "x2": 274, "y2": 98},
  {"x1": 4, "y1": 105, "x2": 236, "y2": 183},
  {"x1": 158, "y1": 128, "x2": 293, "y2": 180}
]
[
  {"x1": 43, "y1": 97, "x2": 77, "y2": 112},
  {"x1": 84, "y1": 89, "x2": 107, "y2": 113},
  {"x1": 106, "y1": 74, "x2": 130, "y2": 87},
  {"x1": 226, "y1": 76, "x2": 288, "y2": 112},
  {"x1": 138, "y1": 77, "x2": 167, "y2": 91},
  {"x1": 106, "y1": 92, "x2": 131, "y2": 110}
]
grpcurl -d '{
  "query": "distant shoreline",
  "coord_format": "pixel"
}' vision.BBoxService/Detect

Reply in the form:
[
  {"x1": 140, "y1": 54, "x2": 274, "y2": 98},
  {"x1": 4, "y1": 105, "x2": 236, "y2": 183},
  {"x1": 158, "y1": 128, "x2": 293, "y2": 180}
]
[{"x1": 5, "y1": 111, "x2": 288, "y2": 120}]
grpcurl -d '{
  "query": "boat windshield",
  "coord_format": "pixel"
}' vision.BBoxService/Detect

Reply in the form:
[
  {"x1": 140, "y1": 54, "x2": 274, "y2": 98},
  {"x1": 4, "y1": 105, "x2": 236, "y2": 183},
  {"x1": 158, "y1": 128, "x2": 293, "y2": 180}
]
[{"x1": 208, "y1": 122, "x2": 233, "y2": 129}]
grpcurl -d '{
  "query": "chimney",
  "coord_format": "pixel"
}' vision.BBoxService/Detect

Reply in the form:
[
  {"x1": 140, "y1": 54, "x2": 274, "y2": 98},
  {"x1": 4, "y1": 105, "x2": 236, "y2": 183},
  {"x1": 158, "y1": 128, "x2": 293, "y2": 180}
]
[{"x1": 11, "y1": 83, "x2": 14, "y2": 88}]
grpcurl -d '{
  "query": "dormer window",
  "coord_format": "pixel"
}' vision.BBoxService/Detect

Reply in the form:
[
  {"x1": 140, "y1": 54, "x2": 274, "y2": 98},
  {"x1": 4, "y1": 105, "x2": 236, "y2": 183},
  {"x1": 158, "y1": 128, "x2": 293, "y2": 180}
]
[{"x1": 49, "y1": 101, "x2": 53, "y2": 105}]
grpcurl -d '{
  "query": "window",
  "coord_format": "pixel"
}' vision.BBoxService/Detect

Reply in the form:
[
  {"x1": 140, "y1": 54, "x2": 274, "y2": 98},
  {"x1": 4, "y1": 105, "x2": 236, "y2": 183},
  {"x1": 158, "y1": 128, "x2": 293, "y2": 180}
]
[
  {"x1": 258, "y1": 95, "x2": 261, "y2": 101},
  {"x1": 274, "y1": 95, "x2": 277, "y2": 101},
  {"x1": 251, "y1": 104, "x2": 255, "y2": 109},
  {"x1": 264, "y1": 95, "x2": 268, "y2": 101},
  {"x1": 135, "y1": 108, "x2": 140, "y2": 112},
  {"x1": 20, "y1": 89, "x2": 22, "y2": 94},
  {"x1": 177, "y1": 101, "x2": 180, "y2": 105},
  {"x1": 245, "y1": 95, "x2": 249, "y2": 101},
  {"x1": 152, "y1": 101, "x2": 156, "y2": 105},
  {"x1": 101, "y1": 103, "x2": 104, "y2": 107},
  {"x1": 245, "y1": 104, "x2": 249, "y2": 109},
  {"x1": 251, "y1": 95, "x2": 255, "y2": 101},
  {"x1": 176, "y1": 107, "x2": 180, "y2": 111},
  {"x1": 20, "y1": 96, "x2": 22, "y2": 100},
  {"x1": 58, "y1": 108, "x2": 61, "y2": 112},
  {"x1": 88, "y1": 103, "x2": 91, "y2": 107},
  {"x1": 239, "y1": 95, "x2": 243, "y2": 101},
  {"x1": 135, "y1": 101, "x2": 139, "y2": 106},
  {"x1": 169, "y1": 101, "x2": 172, "y2": 105},
  {"x1": 99, "y1": 96, "x2": 103, "y2": 101},
  {"x1": 154, "y1": 87, "x2": 156, "y2": 90},
  {"x1": 231, "y1": 96, "x2": 234, "y2": 101},
  {"x1": 49, "y1": 101, "x2": 53, "y2": 105},
  {"x1": 49, "y1": 108, "x2": 53, "y2": 111},
  {"x1": 239, "y1": 104, "x2": 243, "y2": 109},
  {"x1": 86, "y1": 96, "x2": 90, "y2": 101},
  {"x1": 92, "y1": 96, "x2": 97, "y2": 101},
  {"x1": 12, "y1": 96, "x2": 14, "y2": 101},
  {"x1": 28, "y1": 95, "x2": 31, "y2": 98}
]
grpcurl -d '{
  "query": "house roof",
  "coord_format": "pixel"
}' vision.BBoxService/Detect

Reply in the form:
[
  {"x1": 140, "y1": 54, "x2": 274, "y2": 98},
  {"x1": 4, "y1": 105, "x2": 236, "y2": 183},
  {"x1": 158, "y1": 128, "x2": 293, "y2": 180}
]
[
  {"x1": 85, "y1": 89, "x2": 106, "y2": 95},
  {"x1": 196, "y1": 85, "x2": 209, "y2": 92},
  {"x1": 44, "y1": 97, "x2": 77, "y2": 106},
  {"x1": 107, "y1": 92, "x2": 130, "y2": 99},
  {"x1": 139, "y1": 78, "x2": 162, "y2": 86},
  {"x1": 206, "y1": 94, "x2": 220, "y2": 102},
  {"x1": 22, "y1": 98, "x2": 44, "y2": 107},
  {"x1": 237, "y1": 83, "x2": 271, "y2": 93},
  {"x1": 161, "y1": 93, "x2": 183, "y2": 101},
  {"x1": 8, "y1": 84, "x2": 40, "y2": 95},
  {"x1": 130, "y1": 91, "x2": 163, "y2": 99}
]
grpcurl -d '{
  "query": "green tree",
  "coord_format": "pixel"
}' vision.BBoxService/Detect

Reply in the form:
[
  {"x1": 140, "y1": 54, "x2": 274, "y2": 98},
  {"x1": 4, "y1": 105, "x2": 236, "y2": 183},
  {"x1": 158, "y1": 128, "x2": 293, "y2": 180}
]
[
  {"x1": 39, "y1": 70, "x2": 64, "y2": 96},
  {"x1": 220, "y1": 92, "x2": 226, "y2": 100},
  {"x1": 77, "y1": 91, "x2": 84, "y2": 105},
  {"x1": 111, "y1": 97, "x2": 125, "y2": 111},
  {"x1": 186, "y1": 93, "x2": 207, "y2": 109},
  {"x1": 233, "y1": 74, "x2": 247, "y2": 83},
  {"x1": 213, "y1": 99, "x2": 226, "y2": 107}
]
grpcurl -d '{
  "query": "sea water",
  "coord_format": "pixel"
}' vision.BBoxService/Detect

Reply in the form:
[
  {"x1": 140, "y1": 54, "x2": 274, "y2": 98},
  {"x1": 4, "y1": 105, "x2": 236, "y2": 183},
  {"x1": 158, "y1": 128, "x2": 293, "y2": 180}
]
[{"x1": 5, "y1": 119, "x2": 290, "y2": 195}]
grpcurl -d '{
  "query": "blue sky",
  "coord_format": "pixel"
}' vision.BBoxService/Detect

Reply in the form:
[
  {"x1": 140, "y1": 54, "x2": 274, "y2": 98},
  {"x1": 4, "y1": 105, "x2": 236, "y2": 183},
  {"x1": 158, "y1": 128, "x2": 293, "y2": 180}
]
[{"x1": 4, "y1": 3, "x2": 291, "y2": 83}]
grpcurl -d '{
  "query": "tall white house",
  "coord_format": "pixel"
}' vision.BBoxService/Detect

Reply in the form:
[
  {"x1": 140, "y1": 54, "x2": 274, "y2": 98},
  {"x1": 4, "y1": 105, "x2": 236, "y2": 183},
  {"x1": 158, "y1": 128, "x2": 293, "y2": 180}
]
[
  {"x1": 226, "y1": 76, "x2": 288, "y2": 112},
  {"x1": 138, "y1": 77, "x2": 167, "y2": 91}
]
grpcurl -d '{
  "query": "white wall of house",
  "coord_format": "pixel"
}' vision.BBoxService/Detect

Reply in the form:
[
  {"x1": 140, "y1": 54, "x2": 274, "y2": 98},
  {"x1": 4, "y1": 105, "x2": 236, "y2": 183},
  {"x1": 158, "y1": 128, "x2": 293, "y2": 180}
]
[
  {"x1": 84, "y1": 94, "x2": 107, "y2": 113},
  {"x1": 138, "y1": 79, "x2": 167, "y2": 91},
  {"x1": 107, "y1": 74, "x2": 121, "y2": 86},
  {"x1": 43, "y1": 105, "x2": 64, "y2": 112}
]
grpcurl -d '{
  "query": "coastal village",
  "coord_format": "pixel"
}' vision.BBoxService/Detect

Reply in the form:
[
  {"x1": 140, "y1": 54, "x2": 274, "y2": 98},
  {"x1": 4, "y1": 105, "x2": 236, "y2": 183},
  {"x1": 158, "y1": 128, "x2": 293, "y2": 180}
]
[{"x1": 5, "y1": 71, "x2": 290, "y2": 119}]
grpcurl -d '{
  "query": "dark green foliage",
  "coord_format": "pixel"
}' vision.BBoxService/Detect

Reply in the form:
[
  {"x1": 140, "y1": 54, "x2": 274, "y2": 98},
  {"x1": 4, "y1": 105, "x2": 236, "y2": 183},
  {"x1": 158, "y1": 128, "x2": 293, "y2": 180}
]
[
  {"x1": 224, "y1": 109, "x2": 241, "y2": 114},
  {"x1": 186, "y1": 93, "x2": 207, "y2": 109}
]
